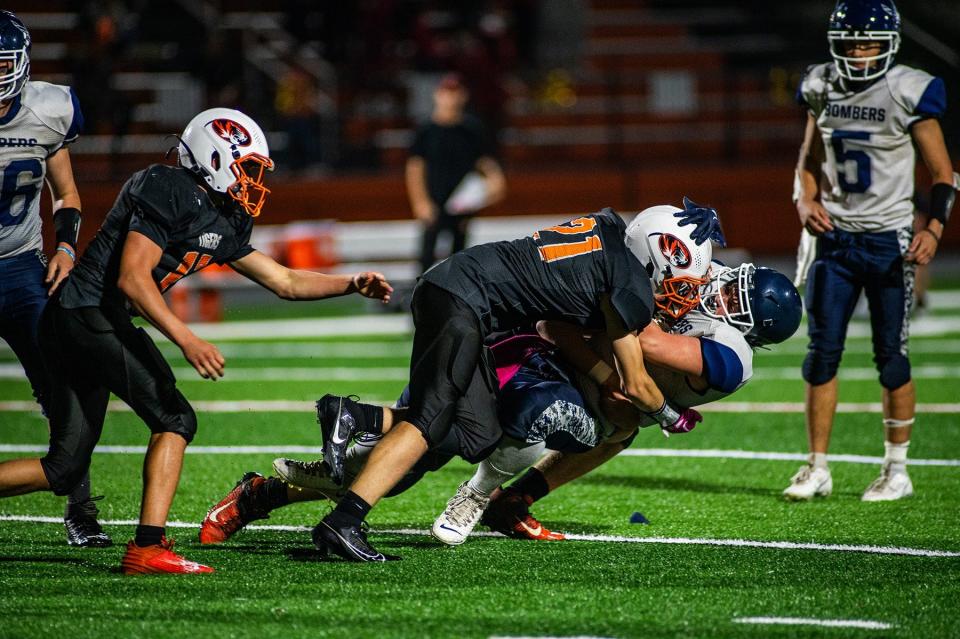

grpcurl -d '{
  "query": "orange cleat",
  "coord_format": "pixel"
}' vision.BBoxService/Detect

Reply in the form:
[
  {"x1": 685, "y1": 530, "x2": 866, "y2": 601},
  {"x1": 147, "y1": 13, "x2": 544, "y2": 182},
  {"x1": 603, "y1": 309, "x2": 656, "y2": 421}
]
[
  {"x1": 481, "y1": 487, "x2": 565, "y2": 541},
  {"x1": 199, "y1": 471, "x2": 269, "y2": 545},
  {"x1": 121, "y1": 537, "x2": 214, "y2": 575}
]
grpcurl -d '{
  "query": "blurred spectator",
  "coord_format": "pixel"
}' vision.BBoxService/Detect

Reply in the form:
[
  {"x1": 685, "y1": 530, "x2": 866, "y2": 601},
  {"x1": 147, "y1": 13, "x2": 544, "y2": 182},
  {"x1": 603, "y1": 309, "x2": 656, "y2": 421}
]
[
  {"x1": 275, "y1": 64, "x2": 327, "y2": 174},
  {"x1": 406, "y1": 73, "x2": 506, "y2": 274}
]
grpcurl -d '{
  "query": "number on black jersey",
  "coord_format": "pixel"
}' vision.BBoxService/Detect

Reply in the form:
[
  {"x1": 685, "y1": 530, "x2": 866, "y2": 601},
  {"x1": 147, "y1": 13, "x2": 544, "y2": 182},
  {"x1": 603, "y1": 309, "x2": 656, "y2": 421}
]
[{"x1": 533, "y1": 217, "x2": 603, "y2": 263}]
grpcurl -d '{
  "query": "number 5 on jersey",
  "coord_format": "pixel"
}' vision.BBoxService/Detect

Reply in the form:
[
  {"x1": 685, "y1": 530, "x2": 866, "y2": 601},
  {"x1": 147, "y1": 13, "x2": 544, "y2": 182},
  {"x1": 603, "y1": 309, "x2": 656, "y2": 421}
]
[{"x1": 534, "y1": 217, "x2": 602, "y2": 263}]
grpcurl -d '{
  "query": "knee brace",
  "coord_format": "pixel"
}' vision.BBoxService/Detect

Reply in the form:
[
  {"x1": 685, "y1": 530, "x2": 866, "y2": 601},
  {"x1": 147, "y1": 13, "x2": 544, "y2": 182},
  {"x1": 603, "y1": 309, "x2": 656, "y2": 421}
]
[
  {"x1": 802, "y1": 348, "x2": 842, "y2": 385},
  {"x1": 877, "y1": 353, "x2": 911, "y2": 390}
]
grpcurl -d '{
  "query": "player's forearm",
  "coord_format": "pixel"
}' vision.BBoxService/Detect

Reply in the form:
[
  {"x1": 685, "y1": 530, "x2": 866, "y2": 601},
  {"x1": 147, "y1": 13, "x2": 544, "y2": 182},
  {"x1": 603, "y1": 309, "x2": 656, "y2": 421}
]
[
  {"x1": 405, "y1": 159, "x2": 432, "y2": 214},
  {"x1": 118, "y1": 273, "x2": 195, "y2": 347},
  {"x1": 286, "y1": 270, "x2": 355, "y2": 300}
]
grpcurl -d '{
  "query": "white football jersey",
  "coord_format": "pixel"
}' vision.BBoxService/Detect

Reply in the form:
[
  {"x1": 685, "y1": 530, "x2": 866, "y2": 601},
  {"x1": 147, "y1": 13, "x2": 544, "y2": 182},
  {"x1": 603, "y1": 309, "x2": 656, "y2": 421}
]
[
  {"x1": 798, "y1": 63, "x2": 946, "y2": 232},
  {"x1": 577, "y1": 308, "x2": 754, "y2": 433},
  {"x1": 0, "y1": 81, "x2": 82, "y2": 258}
]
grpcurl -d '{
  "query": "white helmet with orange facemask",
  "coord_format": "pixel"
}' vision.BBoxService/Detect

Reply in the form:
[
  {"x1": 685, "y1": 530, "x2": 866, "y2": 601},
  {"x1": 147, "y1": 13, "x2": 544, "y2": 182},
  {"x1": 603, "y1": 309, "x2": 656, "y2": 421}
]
[
  {"x1": 178, "y1": 108, "x2": 274, "y2": 217},
  {"x1": 624, "y1": 204, "x2": 713, "y2": 321}
]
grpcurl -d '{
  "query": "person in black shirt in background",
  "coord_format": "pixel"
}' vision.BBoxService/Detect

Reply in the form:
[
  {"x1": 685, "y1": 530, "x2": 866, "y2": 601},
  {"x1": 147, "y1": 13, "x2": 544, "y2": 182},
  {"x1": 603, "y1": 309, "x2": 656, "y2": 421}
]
[
  {"x1": 406, "y1": 73, "x2": 506, "y2": 274},
  {"x1": 0, "y1": 108, "x2": 392, "y2": 575}
]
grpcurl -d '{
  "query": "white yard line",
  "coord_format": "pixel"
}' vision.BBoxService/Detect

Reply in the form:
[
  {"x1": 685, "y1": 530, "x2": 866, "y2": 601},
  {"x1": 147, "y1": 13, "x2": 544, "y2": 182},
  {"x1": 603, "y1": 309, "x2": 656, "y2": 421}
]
[
  {"x1": 4, "y1": 363, "x2": 960, "y2": 382},
  {"x1": 0, "y1": 515, "x2": 956, "y2": 558},
  {"x1": 1, "y1": 444, "x2": 958, "y2": 467},
  {"x1": 5, "y1": 399, "x2": 958, "y2": 414},
  {"x1": 732, "y1": 616, "x2": 894, "y2": 630}
]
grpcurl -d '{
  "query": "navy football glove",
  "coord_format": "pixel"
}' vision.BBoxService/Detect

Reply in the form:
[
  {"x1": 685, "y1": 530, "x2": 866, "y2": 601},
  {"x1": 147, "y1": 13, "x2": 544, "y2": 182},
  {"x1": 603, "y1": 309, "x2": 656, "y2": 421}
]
[{"x1": 674, "y1": 196, "x2": 726, "y2": 247}]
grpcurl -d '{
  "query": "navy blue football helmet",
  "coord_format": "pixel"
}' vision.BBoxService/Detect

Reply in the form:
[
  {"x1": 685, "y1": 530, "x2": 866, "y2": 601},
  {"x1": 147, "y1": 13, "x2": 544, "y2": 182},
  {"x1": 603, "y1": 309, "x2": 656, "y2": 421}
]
[
  {"x1": 700, "y1": 264, "x2": 803, "y2": 347},
  {"x1": 0, "y1": 11, "x2": 30, "y2": 101},
  {"x1": 828, "y1": 0, "x2": 900, "y2": 82}
]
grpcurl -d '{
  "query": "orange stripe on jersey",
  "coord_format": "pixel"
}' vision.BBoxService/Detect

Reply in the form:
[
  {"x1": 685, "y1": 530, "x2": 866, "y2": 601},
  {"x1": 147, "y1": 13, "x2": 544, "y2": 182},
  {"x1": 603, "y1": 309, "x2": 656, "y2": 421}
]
[
  {"x1": 537, "y1": 234, "x2": 602, "y2": 263},
  {"x1": 539, "y1": 217, "x2": 598, "y2": 235}
]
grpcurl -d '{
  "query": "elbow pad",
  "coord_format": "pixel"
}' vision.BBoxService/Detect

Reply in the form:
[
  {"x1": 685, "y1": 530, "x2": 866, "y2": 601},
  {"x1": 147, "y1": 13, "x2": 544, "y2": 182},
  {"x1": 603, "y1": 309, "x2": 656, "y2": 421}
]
[{"x1": 700, "y1": 339, "x2": 744, "y2": 394}]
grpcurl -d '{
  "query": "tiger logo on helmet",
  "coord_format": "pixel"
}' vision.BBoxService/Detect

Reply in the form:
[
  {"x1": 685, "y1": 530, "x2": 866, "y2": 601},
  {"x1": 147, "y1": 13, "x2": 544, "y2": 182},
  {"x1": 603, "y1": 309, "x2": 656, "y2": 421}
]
[{"x1": 624, "y1": 204, "x2": 712, "y2": 321}]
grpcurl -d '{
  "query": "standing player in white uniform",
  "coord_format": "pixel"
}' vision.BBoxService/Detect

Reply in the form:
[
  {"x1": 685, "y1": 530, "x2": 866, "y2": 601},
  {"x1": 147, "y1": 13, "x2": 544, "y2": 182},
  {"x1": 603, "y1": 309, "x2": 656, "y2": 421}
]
[
  {"x1": 787, "y1": 0, "x2": 956, "y2": 501},
  {"x1": 430, "y1": 261, "x2": 801, "y2": 544},
  {"x1": 0, "y1": 12, "x2": 110, "y2": 546}
]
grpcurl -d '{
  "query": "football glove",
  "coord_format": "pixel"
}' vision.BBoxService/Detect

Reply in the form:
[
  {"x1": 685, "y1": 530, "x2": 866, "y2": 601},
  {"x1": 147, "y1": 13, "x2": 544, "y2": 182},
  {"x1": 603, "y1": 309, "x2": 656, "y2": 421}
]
[{"x1": 675, "y1": 196, "x2": 726, "y2": 247}]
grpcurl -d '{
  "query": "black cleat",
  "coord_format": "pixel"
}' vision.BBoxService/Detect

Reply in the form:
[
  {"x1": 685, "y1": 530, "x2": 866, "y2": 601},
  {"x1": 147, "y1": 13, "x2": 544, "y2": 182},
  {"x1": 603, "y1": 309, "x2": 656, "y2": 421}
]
[
  {"x1": 316, "y1": 394, "x2": 366, "y2": 485},
  {"x1": 64, "y1": 496, "x2": 113, "y2": 548},
  {"x1": 311, "y1": 516, "x2": 399, "y2": 562}
]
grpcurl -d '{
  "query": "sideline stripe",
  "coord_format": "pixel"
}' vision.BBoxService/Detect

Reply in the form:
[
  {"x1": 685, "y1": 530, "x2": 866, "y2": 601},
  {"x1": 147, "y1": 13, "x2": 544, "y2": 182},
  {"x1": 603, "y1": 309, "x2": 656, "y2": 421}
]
[
  {"x1": 4, "y1": 400, "x2": 958, "y2": 414},
  {"x1": 1, "y1": 444, "x2": 958, "y2": 467},
  {"x1": 733, "y1": 617, "x2": 894, "y2": 630},
  {"x1": 0, "y1": 515, "x2": 956, "y2": 558}
]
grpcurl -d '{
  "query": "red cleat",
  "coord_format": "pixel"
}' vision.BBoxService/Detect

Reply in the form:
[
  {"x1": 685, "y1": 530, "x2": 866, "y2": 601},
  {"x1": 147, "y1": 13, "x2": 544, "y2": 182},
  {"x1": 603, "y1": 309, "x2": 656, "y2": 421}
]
[
  {"x1": 199, "y1": 471, "x2": 270, "y2": 545},
  {"x1": 121, "y1": 537, "x2": 213, "y2": 575},
  {"x1": 481, "y1": 487, "x2": 565, "y2": 541}
]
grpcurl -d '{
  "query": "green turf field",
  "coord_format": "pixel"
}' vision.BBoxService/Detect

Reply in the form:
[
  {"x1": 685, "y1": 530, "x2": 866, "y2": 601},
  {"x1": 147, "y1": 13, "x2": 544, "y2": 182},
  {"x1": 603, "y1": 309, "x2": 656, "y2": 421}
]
[{"x1": 1, "y1": 299, "x2": 959, "y2": 638}]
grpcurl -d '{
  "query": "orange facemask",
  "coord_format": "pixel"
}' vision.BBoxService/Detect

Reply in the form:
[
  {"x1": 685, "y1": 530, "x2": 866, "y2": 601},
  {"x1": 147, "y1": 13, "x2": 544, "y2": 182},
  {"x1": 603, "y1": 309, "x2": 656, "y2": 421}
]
[
  {"x1": 655, "y1": 275, "x2": 708, "y2": 320},
  {"x1": 228, "y1": 153, "x2": 274, "y2": 217}
]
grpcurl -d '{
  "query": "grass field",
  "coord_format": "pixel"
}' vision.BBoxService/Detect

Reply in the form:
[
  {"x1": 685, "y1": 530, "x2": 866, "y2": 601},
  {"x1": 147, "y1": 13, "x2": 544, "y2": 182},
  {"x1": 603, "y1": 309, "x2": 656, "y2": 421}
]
[{"x1": 1, "y1": 294, "x2": 959, "y2": 639}]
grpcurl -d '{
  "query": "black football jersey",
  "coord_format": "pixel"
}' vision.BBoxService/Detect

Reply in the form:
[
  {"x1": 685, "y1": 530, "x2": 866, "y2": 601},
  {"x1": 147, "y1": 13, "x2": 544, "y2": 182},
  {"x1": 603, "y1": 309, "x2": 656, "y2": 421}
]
[
  {"x1": 59, "y1": 164, "x2": 255, "y2": 310},
  {"x1": 421, "y1": 208, "x2": 653, "y2": 333}
]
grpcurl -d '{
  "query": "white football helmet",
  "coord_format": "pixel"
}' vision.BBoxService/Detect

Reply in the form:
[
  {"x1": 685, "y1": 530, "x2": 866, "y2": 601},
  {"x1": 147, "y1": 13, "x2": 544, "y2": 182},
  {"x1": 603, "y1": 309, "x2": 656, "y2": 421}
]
[
  {"x1": 178, "y1": 108, "x2": 274, "y2": 217},
  {"x1": 624, "y1": 205, "x2": 712, "y2": 320}
]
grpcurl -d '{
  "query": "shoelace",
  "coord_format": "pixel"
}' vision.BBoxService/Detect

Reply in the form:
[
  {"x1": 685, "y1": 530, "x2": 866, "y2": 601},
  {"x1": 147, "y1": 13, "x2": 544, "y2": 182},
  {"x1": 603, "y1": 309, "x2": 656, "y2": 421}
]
[
  {"x1": 445, "y1": 487, "x2": 487, "y2": 527},
  {"x1": 297, "y1": 460, "x2": 329, "y2": 477},
  {"x1": 791, "y1": 466, "x2": 813, "y2": 483}
]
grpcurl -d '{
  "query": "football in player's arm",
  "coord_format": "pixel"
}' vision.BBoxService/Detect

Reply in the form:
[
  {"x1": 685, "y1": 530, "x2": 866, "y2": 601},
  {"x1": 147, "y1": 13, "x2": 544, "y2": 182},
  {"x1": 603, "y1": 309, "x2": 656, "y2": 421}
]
[
  {"x1": 787, "y1": 0, "x2": 956, "y2": 503},
  {"x1": 0, "y1": 10, "x2": 112, "y2": 547},
  {"x1": 0, "y1": 107, "x2": 392, "y2": 576}
]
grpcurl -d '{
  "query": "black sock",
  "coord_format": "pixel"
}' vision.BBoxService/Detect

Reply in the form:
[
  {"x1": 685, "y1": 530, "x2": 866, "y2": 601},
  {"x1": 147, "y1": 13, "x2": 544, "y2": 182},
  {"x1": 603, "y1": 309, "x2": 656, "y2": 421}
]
[
  {"x1": 66, "y1": 471, "x2": 92, "y2": 506},
  {"x1": 511, "y1": 468, "x2": 550, "y2": 503},
  {"x1": 357, "y1": 402, "x2": 384, "y2": 434},
  {"x1": 328, "y1": 490, "x2": 372, "y2": 528},
  {"x1": 134, "y1": 525, "x2": 165, "y2": 547},
  {"x1": 263, "y1": 477, "x2": 290, "y2": 509}
]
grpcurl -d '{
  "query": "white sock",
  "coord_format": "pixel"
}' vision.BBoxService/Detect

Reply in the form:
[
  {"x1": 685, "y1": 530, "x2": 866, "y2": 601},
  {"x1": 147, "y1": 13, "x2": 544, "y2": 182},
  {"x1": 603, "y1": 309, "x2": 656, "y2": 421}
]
[
  {"x1": 467, "y1": 439, "x2": 545, "y2": 496},
  {"x1": 343, "y1": 433, "x2": 382, "y2": 479},
  {"x1": 809, "y1": 452, "x2": 828, "y2": 470},
  {"x1": 883, "y1": 440, "x2": 910, "y2": 474}
]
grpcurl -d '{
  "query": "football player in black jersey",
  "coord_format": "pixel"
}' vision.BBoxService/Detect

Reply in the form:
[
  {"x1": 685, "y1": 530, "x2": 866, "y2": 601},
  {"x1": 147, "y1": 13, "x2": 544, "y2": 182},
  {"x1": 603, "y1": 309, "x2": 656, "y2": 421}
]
[
  {"x1": 308, "y1": 201, "x2": 723, "y2": 561},
  {"x1": 0, "y1": 108, "x2": 392, "y2": 575}
]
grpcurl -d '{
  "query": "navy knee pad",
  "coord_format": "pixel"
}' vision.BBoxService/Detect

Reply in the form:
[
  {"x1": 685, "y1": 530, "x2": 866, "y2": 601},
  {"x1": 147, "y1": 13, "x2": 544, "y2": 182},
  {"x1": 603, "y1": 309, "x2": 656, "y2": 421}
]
[
  {"x1": 802, "y1": 349, "x2": 841, "y2": 385},
  {"x1": 877, "y1": 353, "x2": 911, "y2": 390}
]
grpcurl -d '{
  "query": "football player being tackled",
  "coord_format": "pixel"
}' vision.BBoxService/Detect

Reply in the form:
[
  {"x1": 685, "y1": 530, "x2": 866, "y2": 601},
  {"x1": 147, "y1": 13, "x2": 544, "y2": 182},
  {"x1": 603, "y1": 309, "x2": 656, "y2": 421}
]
[
  {"x1": 788, "y1": 0, "x2": 956, "y2": 502},
  {"x1": 0, "y1": 108, "x2": 392, "y2": 575},
  {"x1": 197, "y1": 203, "x2": 738, "y2": 551}
]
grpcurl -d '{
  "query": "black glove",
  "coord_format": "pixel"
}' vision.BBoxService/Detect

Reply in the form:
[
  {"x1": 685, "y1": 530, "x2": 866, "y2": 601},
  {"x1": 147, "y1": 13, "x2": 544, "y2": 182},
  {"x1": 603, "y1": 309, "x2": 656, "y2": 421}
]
[{"x1": 674, "y1": 196, "x2": 726, "y2": 247}]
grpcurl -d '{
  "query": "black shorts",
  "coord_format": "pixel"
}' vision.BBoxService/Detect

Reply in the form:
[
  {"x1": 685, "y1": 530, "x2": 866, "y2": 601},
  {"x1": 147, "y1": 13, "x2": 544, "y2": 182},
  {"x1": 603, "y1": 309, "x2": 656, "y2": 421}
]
[
  {"x1": 37, "y1": 302, "x2": 196, "y2": 496},
  {"x1": 404, "y1": 281, "x2": 501, "y2": 463}
]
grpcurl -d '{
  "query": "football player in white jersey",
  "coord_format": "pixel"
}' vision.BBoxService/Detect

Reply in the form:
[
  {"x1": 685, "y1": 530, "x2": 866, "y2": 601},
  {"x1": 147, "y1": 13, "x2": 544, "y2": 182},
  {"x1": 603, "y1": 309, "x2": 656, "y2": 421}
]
[
  {"x1": 0, "y1": 11, "x2": 110, "y2": 546},
  {"x1": 787, "y1": 0, "x2": 956, "y2": 502}
]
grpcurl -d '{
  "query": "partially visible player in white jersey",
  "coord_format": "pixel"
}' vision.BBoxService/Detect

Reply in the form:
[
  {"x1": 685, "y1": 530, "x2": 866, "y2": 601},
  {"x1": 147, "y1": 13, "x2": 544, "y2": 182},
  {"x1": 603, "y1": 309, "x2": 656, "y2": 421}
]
[
  {"x1": 0, "y1": 11, "x2": 108, "y2": 546},
  {"x1": 788, "y1": 0, "x2": 956, "y2": 503},
  {"x1": 427, "y1": 261, "x2": 801, "y2": 544}
]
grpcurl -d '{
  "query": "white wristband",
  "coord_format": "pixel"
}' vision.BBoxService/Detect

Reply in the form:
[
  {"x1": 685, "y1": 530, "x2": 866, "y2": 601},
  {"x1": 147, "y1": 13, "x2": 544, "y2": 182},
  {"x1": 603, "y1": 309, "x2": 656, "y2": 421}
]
[
  {"x1": 645, "y1": 400, "x2": 680, "y2": 428},
  {"x1": 588, "y1": 360, "x2": 614, "y2": 384}
]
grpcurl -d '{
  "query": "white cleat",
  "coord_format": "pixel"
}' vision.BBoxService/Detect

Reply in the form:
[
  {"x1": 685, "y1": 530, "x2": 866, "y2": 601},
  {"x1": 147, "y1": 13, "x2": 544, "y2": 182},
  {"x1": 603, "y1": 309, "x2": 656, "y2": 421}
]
[
  {"x1": 783, "y1": 465, "x2": 833, "y2": 501},
  {"x1": 861, "y1": 466, "x2": 913, "y2": 502},
  {"x1": 431, "y1": 481, "x2": 490, "y2": 546},
  {"x1": 272, "y1": 457, "x2": 346, "y2": 503}
]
